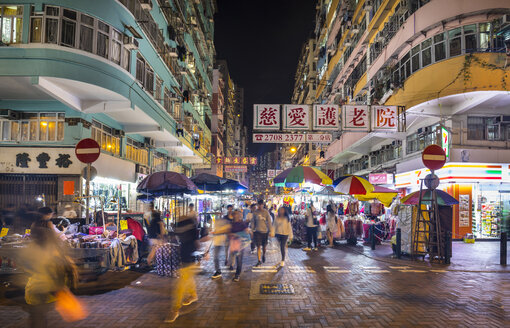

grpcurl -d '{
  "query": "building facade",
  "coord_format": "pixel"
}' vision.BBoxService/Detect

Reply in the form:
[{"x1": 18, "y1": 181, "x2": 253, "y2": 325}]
[
  {"x1": 310, "y1": 0, "x2": 510, "y2": 238},
  {"x1": 0, "y1": 0, "x2": 216, "y2": 213}
]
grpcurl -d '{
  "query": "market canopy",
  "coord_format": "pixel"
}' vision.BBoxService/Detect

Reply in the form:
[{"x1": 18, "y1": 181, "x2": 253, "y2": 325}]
[
  {"x1": 191, "y1": 173, "x2": 247, "y2": 192},
  {"x1": 273, "y1": 166, "x2": 332, "y2": 188},
  {"x1": 355, "y1": 186, "x2": 398, "y2": 206},
  {"x1": 333, "y1": 175, "x2": 374, "y2": 195},
  {"x1": 314, "y1": 186, "x2": 345, "y2": 196},
  {"x1": 137, "y1": 171, "x2": 197, "y2": 196}
]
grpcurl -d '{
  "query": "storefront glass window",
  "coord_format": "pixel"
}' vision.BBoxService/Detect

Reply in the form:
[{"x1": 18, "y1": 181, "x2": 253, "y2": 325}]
[{"x1": 472, "y1": 184, "x2": 509, "y2": 238}]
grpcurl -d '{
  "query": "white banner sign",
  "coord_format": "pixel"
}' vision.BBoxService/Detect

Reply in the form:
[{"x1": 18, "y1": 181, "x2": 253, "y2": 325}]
[
  {"x1": 253, "y1": 104, "x2": 280, "y2": 130},
  {"x1": 371, "y1": 106, "x2": 398, "y2": 131},
  {"x1": 283, "y1": 105, "x2": 309, "y2": 130},
  {"x1": 342, "y1": 105, "x2": 370, "y2": 130},
  {"x1": 313, "y1": 105, "x2": 339, "y2": 130},
  {"x1": 267, "y1": 169, "x2": 276, "y2": 178},
  {"x1": 253, "y1": 133, "x2": 333, "y2": 143},
  {"x1": 0, "y1": 147, "x2": 83, "y2": 174}
]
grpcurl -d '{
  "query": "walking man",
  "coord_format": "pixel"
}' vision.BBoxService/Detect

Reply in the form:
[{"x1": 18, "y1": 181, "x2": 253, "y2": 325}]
[
  {"x1": 211, "y1": 209, "x2": 232, "y2": 279},
  {"x1": 251, "y1": 199, "x2": 273, "y2": 267}
]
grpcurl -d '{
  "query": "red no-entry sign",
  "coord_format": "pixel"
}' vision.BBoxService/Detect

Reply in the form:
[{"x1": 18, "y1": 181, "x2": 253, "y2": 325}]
[
  {"x1": 422, "y1": 144, "x2": 446, "y2": 171},
  {"x1": 75, "y1": 138, "x2": 100, "y2": 164}
]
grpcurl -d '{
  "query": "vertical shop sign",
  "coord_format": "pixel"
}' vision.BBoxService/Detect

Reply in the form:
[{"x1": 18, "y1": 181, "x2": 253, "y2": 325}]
[
  {"x1": 371, "y1": 106, "x2": 398, "y2": 130},
  {"x1": 342, "y1": 105, "x2": 369, "y2": 130},
  {"x1": 313, "y1": 105, "x2": 339, "y2": 130},
  {"x1": 253, "y1": 105, "x2": 280, "y2": 130},
  {"x1": 441, "y1": 126, "x2": 450, "y2": 158},
  {"x1": 283, "y1": 105, "x2": 310, "y2": 130}
]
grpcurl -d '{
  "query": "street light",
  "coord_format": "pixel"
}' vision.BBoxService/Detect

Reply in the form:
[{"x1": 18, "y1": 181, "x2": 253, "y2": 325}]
[{"x1": 290, "y1": 147, "x2": 297, "y2": 153}]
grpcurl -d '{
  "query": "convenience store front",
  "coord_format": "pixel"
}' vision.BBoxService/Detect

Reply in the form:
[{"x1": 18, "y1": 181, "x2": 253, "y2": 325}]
[{"x1": 395, "y1": 163, "x2": 510, "y2": 239}]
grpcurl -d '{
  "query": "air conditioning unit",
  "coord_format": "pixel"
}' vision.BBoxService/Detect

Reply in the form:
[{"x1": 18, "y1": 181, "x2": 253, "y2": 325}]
[
  {"x1": 500, "y1": 115, "x2": 510, "y2": 123},
  {"x1": 364, "y1": 0, "x2": 373, "y2": 11},
  {"x1": 0, "y1": 109, "x2": 21, "y2": 120},
  {"x1": 351, "y1": 24, "x2": 360, "y2": 34},
  {"x1": 123, "y1": 35, "x2": 139, "y2": 50},
  {"x1": 140, "y1": 0, "x2": 153, "y2": 11},
  {"x1": 168, "y1": 46, "x2": 178, "y2": 57},
  {"x1": 144, "y1": 137, "x2": 155, "y2": 147},
  {"x1": 344, "y1": 38, "x2": 352, "y2": 46},
  {"x1": 503, "y1": 14, "x2": 510, "y2": 25},
  {"x1": 112, "y1": 129, "x2": 125, "y2": 137},
  {"x1": 397, "y1": 0, "x2": 409, "y2": 14},
  {"x1": 375, "y1": 32, "x2": 385, "y2": 42}
]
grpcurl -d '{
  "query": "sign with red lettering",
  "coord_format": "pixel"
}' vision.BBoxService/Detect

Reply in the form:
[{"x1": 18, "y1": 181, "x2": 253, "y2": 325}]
[
  {"x1": 253, "y1": 133, "x2": 332, "y2": 143},
  {"x1": 342, "y1": 105, "x2": 369, "y2": 130},
  {"x1": 313, "y1": 105, "x2": 339, "y2": 130},
  {"x1": 267, "y1": 169, "x2": 276, "y2": 178},
  {"x1": 283, "y1": 105, "x2": 309, "y2": 130},
  {"x1": 254, "y1": 105, "x2": 280, "y2": 130},
  {"x1": 371, "y1": 106, "x2": 397, "y2": 130}
]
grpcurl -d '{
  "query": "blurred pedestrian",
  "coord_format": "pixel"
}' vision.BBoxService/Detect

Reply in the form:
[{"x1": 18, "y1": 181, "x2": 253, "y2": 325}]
[
  {"x1": 229, "y1": 210, "x2": 251, "y2": 282},
  {"x1": 274, "y1": 207, "x2": 293, "y2": 267},
  {"x1": 246, "y1": 204, "x2": 257, "y2": 254},
  {"x1": 326, "y1": 204, "x2": 337, "y2": 247},
  {"x1": 21, "y1": 214, "x2": 80, "y2": 328},
  {"x1": 165, "y1": 213, "x2": 200, "y2": 323},
  {"x1": 211, "y1": 208, "x2": 232, "y2": 279},
  {"x1": 223, "y1": 204, "x2": 234, "y2": 267},
  {"x1": 1, "y1": 203, "x2": 15, "y2": 227},
  {"x1": 304, "y1": 202, "x2": 318, "y2": 251},
  {"x1": 251, "y1": 199, "x2": 273, "y2": 267}
]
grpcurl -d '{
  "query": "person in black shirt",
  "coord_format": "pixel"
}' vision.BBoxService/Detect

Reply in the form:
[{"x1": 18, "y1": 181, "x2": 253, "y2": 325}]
[{"x1": 165, "y1": 213, "x2": 200, "y2": 323}]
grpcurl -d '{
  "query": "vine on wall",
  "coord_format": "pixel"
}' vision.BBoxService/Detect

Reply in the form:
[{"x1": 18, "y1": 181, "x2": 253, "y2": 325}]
[{"x1": 461, "y1": 53, "x2": 508, "y2": 90}]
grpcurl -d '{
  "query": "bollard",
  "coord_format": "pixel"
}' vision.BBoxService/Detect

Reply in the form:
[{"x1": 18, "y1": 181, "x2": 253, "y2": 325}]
[
  {"x1": 396, "y1": 228, "x2": 402, "y2": 259},
  {"x1": 370, "y1": 225, "x2": 376, "y2": 250},
  {"x1": 444, "y1": 231, "x2": 451, "y2": 264},
  {"x1": 501, "y1": 232, "x2": 507, "y2": 266}
]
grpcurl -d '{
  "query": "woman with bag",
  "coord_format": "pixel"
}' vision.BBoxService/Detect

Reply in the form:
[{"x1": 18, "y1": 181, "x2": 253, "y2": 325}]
[
  {"x1": 21, "y1": 214, "x2": 86, "y2": 328},
  {"x1": 273, "y1": 207, "x2": 293, "y2": 266},
  {"x1": 303, "y1": 202, "x2": 318, "y2": 251}
]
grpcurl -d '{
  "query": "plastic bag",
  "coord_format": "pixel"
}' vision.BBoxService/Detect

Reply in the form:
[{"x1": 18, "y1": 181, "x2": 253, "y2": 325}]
[{"x1": 55, "y1": 288, "x2": 88, "y2": 322}]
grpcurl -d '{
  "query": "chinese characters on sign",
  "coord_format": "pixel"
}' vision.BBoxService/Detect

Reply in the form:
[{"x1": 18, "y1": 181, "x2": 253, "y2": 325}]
[
  {"x1": 283, "y1": 105, "x2": 309, "y2": 130},
  {"x1": 267, "y1": 170, "x2": 276, "y2": 178},
  {"x1": 216, "y1": 157, "x2": 257, "y2": 165},
  {"x1": 253, "y1": 105, "x2": 280, "y2": 130},
  {"x1": 343, "y1": 105, "x2": 369, "y2": 130},
  {"x1": 371, "y1": 106, "x2": 397, "y2": 130},
  {"x1": 313, "y1": 105, "x2": 339, "y2": 130}
]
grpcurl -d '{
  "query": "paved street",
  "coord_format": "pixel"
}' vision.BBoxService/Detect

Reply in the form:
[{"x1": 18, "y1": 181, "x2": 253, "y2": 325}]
[{"x1": 1, "y1": 242, "x2": 509, "y2": 328}]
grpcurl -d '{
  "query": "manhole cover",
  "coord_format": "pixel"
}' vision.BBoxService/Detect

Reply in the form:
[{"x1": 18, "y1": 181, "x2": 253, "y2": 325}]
[{"x1": 259, "y1": 283, "x2": 295, "y2": 295}]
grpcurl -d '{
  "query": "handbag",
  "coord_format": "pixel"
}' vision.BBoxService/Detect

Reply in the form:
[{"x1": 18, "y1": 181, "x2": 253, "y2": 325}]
[{"x1": 55, "y1": 288, "x2": 88, "y2": 322}]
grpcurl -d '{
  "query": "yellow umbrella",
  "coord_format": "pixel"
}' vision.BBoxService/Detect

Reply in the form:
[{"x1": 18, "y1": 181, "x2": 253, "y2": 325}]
[{"x1": 355, "y1": 186, "x2": 398, "y2": 206}]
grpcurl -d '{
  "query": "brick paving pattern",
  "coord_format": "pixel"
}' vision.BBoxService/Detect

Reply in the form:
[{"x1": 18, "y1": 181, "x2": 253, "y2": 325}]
[{"x1": 1, "y1": 241, "x2": 509, "y2": 327}]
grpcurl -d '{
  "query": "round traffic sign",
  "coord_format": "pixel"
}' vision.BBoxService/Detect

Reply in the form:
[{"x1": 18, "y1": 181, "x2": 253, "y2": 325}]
[
  {"x1": 424, "y1": 173, "x2": 440, "y2": 190},
  {"x1": 75, "y1": 138, "x2": 100, "y2": 164},
  {"x1": 422, "y1": 144, "x2": 446, "y2": 171}
]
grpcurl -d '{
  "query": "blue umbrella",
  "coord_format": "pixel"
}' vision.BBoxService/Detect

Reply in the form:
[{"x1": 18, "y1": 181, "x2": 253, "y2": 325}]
[{"x1": 191, "y1": 173, "x2": 246, "y2": 192}]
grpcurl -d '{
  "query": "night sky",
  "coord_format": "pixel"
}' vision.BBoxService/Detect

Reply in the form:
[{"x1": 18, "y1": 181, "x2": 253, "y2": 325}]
[{"x1": 214, "y1": 0, "x2": 317, "y2": 155}]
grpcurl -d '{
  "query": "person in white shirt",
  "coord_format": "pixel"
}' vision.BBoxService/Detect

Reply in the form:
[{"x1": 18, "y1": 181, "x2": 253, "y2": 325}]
[
  {"x1": 62, "y1": 205, "x2": 77, "y2": 219},
  {"x1": 325, "y1": 204, "x2": 337, "y2": 247},
  {"x1": 274, "y1": 207, "x2": 293, "y2": 266}
]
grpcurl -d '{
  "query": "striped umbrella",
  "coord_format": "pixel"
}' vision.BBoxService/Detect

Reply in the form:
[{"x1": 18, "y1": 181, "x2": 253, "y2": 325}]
[
  {"x1": 401, "y1": 190, "x2": 459, "y2": 206},
  {"x1": 333, "y1": 175, "x2": 374, "y2": 195},
  {"x1": 273, "y1": 166, "x2": 332, "y2": 188}
]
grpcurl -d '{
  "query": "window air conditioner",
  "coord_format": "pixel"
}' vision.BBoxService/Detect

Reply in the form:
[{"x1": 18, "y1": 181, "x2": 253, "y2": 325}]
[
  {"x1": 345, "y1": 38, "x2": 352, "y2": 46},
  {"x1": 503, "y1": 14, "x2": 510, "y2": 25},
  {"x1": 123, "y1": 35, "x2": 139, "y2": 50},
  {"x1": 364, "y1": 1, "x2": 373, "y2": 11},
  {"x1": 351, "y1": 24, "x2": 360, "y2": 34},
  {"x1": 0, "y1": 109, "x2": 21, "y2": 120}
]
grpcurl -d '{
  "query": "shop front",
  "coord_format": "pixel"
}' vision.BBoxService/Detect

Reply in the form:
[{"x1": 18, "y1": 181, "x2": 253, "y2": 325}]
[
  {"x1": 395, "y1": 162, "x2": 510, "y2": 239},
  {"x1": 0, "y1": 147, "x2": 81, "y2": 213}
]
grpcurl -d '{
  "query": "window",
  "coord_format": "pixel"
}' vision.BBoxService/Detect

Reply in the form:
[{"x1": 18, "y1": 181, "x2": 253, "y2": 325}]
[
  {"x1": 464, "y1": 24, "x2": 476, "y2": 53},
  {"x1": 448, "y1": 28, "x2": 462, "y2": 57},
  {"x1": 45, "y1": 6, "x2": 59, "y2": 44},
  {"x1": 0, "y1": 112, "x2": 65, "y2": 142},
  {"x1": 434, "y1": 33, "x2": 446, "y2": 61},
  {"x1": 96, "y1": 21, "x2": 109, "y2": 58},
  {"x1": 0, "y1": 5, "x2": 23, "y2": 44},
  {"x1": 163, "y1": 87, "x2": 172, "y2": 114},
  {"x1": 155, "y1": 76, "x2": 163, "y2": 102},
  {"x1": 121, "y1": 46, "x2": 130, "y2": 71},
  {"x1": 126, "y1": 138, "x2": 148, "y2": 165},
  {"x1": 467, "y1": 116, "x2": 501, "y2": 141},
  {"x1": 60, "y1": 9, "x2": 77, "y2": 47},
  {"x1": 411, "y1": 45, "x2": 420, "y2": 73},
  {"x1": 152, "y1": 152, "x2": 166, "y2": 171},
  {"x1": 91, "y1": 121, "x2": 120, "y2": 155},
  {"x1": 421, "y1": 38, "x2": 432, "y2": 67},
  {"x1": 111, "y1": 29, "x2": 122, "y2": 64},
  {"x1": 30, "y1": 14, "x2": 42, "y2": 43},
  {"x1": 136, "y1": 54, "x2": 145, "y2": 84},
  {"x1": 479, "y1": 22, "x2": 491, "y2": 51},
  {"x1": 145, "y1": 64, "x2": 154, "y2": 93},
  {"x1": 79, "y1": 13, "x2": 94, "y2": 53}
]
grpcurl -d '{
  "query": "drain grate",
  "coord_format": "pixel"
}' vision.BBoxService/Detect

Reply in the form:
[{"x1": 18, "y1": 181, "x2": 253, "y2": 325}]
[{"x1": 259, "y1": 283, "x2": 295, "y2": 295}]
